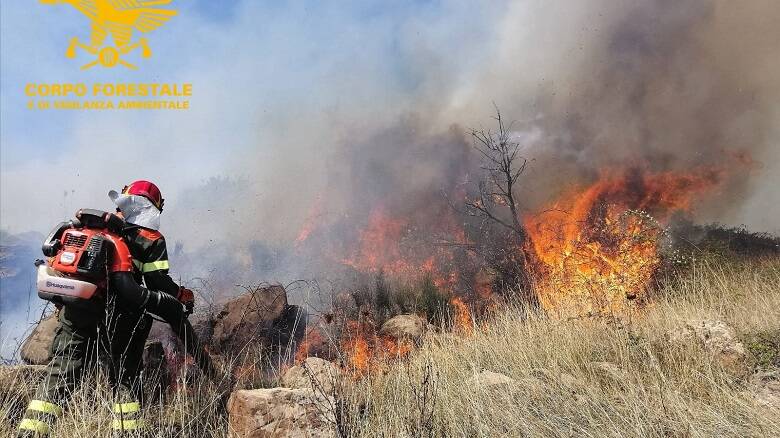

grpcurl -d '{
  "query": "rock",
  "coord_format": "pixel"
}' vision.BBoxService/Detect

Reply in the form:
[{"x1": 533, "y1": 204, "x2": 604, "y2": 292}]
[
  {"x1": 529, "y1": 368, "x2": 583, "y2": 393},
  {"x1": 143, "y1": 340, "x2": 168, "y2": 372},
  {"x1": 189, "y1": 312, "x2": 217, "y2": 346},
  {"x1": 20, "y1": 312, "x2": 59, "y2": 365},
  {"x1": 144, "y1": 320, "x2": 206, "y2": 390},
  {"x1": 749, "y1": 370, "x2": 780, "y2": 410},
  {"x1": 227, "y1": 388, "x2": 334, "y2": 438},
  {"x1": 670, "y1": 319, "x2": 748, "y2": 375},
  {"x1": 468, "y1": 369, "x2": 516, "y2": 390},
  {"x1": 147, "y1": 320, "x2": 181, "y2": 352},
  {"x1": 282, "y1": 358, "x2": 341, "y2": 394},
  {"x1": 379, "y1": 314, "x2": 427, "y2": 341},
  {"x1": 588, "y1": 361, "x2": 628, "y2": 389},
  {"x1": 0, "y1": 365, "x2": 47, "y2": 383},
  {"x1": 269, "y1": 305, "x2": 308, "y2": 355},
  {"x1": 472, "y1": 370, "x2": 553, "y2": 401},
  {"x1": 212, "y1": 285, "x2": 289, "y2": 353}
]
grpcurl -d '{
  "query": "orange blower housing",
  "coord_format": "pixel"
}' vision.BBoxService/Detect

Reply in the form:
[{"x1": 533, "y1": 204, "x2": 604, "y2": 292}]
[{"x1": 38, "y1": 209, "x2": 133, "y2": 304}]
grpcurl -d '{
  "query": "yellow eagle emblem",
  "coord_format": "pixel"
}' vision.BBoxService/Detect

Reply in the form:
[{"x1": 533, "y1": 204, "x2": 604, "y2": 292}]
[{"x1": 40, "y1": 0, "x2": 178, "y2": 70}]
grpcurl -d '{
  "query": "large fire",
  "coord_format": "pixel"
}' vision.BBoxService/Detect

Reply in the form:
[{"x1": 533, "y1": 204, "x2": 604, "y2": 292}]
[
  {"x1": 293, "y1": 163, "x2": 730, "y2": 371},
  {"x1": 524, "y1": 167, "x2": 724, "y2": 318},
  {"x1": 293, "y1": 205, "x2": 479, "y2": 373},
  {"x1": 342, "y1": 206, "x2": 466, "y2": 290}
]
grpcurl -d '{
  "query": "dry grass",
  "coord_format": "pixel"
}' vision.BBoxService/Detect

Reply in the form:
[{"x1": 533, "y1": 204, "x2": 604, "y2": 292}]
[
  {"x1": 336, "y1": 258, "x2": 780, "y2": 437},
  {"x1": 0, "y1": 366, "x2": 231, "y2": 437},
  {"x1": 1, "y1": 258, "x2": 779, "y2": 437}
]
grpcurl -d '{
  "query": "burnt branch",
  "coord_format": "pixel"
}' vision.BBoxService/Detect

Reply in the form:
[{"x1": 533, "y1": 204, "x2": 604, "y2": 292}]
[
  {"x1": 404, "y1": 357, "x2": 439, "y2": 438},
  {"x1": 465, "y1": 106, "x2": 529, "y2": 242}
]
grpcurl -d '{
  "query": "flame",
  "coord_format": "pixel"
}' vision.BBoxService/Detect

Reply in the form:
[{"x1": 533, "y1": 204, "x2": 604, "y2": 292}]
[
  {"x1": 450, "y1": 297, "x2": 473, "y2": 334},
  {"x1": 295, "y1": 198, "x2": 324, "y2": 245},
  {"x1": 346, "y1": 334, "x2": 371, "y2": 372},
  {"x1": 340, "y1": 320, "x2": 413, "y2": 375},
  {"x1": 342, "y1": 208, "x2": 416, "y2": 278},
  {"x1": 342, "y1": 206, "x2": 464, "y2": 290},
  {"x1": 525, "y1": 167, "x2": 725, "y2": 318},
  {"x1": 295, "y1": 328, "x2": 326, "y2": 363}
]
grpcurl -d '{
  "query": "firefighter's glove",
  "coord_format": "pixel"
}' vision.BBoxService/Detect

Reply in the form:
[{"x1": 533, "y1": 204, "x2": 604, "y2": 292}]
[{"x1": 177, "y1": 287, "x2": 195, "y2": 316}]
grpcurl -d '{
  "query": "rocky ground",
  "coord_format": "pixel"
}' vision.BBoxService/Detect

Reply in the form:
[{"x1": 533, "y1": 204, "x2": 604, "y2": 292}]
[{"x1": 2, "y1": 259, "x2": 779, "y2": 437}]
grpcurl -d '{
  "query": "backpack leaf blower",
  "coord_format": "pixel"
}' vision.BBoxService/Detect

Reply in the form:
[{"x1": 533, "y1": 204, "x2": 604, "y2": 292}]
[{"x1": 38, "y1": 209, "x2": 217, "y2": 377}]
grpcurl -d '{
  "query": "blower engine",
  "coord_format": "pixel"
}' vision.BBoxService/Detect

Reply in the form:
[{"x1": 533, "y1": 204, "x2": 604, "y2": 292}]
[
  {"x1": 36, "y1": 209, "x2": 220, "y2": 378},
  {"x1": 37, "y1": 209, "x2": 125, "y2": 304}
]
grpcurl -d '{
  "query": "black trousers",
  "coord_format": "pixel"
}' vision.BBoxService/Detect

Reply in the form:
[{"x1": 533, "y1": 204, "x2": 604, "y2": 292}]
[{"x1": 18, "y1": 297, "x2": 152, "y2": 436}]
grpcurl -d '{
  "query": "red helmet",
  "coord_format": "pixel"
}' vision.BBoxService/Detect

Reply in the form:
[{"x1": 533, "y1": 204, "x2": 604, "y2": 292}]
[{"x1": 122, "y1": 180, "x2": 164, "y2": 211}]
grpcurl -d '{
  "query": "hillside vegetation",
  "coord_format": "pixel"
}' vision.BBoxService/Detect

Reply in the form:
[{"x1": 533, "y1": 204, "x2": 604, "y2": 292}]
[{"x1": 1, "y1": 258, "x2": 779, "y2": 437}]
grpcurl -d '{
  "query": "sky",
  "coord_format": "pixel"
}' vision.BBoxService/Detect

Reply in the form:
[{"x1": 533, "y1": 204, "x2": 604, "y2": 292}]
[
  {"x1": 2, "y1": 0, "x2": 779, "y2": 253},
  {"x1": 2, "y1": 0, "x2": 779, "y2": 278},
  {"x1": 1, "y1": 0, "x2": 779, "y2": 355},
  {"x1": 0, "y1": 0, "x2": 509, "y2": 240},
  {"x1": 0, "y1": 0, "x2": 512, "y2": 350}
]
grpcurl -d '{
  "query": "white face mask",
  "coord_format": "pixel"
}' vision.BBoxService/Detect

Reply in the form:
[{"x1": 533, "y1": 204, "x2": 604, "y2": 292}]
[{"x1": 108, "y1": 190, "x2": 162, "y2": 230}]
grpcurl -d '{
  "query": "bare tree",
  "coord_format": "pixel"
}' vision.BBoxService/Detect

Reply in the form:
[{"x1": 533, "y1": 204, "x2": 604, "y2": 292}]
[{"x1": 465, "y1": 106, "x2": 529, "y2": 244}]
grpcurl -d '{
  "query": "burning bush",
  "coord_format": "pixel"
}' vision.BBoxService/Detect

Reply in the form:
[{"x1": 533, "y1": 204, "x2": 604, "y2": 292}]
[
  {"x1": 286, "y1": 108, "x2": 767, "y2": 373},
  {"x1": 523, "y1": 166, "x2": 729, "y2": 318}
]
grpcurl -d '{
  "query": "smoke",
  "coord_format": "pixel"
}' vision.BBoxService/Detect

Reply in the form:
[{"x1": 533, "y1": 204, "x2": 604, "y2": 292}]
[
  {"x1": 521, "y1": 0, "x2": 780, "y2": 222},
  {"x1": 2, "y1": 0, "x2": 779, "y2": 295},
  {"x1": 180, "y1": 0, "x2": 780, "y2": 286}
]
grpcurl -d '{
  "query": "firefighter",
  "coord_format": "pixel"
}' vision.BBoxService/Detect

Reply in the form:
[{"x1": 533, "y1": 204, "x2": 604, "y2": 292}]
[
  {"x1": 110, "y1": 180, "x2": 196, "y2": 317},
  {"x1": 104, "y1": 180, "x2": 203, "y2": 430},
  {"x1": 109, "y1": 181, "x2": 216, "y2": 405},
  {"x1": 17, "y1": 183, "x2": 213, "y2": 437}
]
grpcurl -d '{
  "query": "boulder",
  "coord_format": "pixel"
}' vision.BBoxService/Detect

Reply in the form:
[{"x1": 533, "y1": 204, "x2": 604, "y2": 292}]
[
  {"x1": 748, "y1": 370, "x2": 780, "y2": 410},
  {"x1": 144, "y1": 319, "x2": 208, "y2": 392},
  {"x1": 0, "y1": 365, "x2": 47, "y2": 383},
  {"x1": 670, "y1": 319, "x2": 748, "y2": 375},
  {"x1": 467, "y1": 370, "x2": 516, "y2": 390},
  {"x1": 20, "y1": 312, "x2": 59, "y2": 365},
  {"x1": 282, "y1": 358, "x2": 341, "y2": 394},
  {"x1": 379, "y1": 314, "x2": 427, "y2": 342},
  {"x1": 212, "y1": 285, "x2": 289, "y2": 353},
  {"x1": 269, "y1": 305, "x2": 308, "y2": 357},
  {"x1": 529, "y1": 368, "x2": 583, "y2": 393},
  {"x1": 468, "y1": 369, "x2": 556, "y2": 401},
  {"x1": 189, "y1": 312, "x2": 217, "y2": 346},
  {"x1": 587, "y1": 361, "x2": 629, "y2": 391},
  {"x1": 228, "y1": 388, "x2": 334, "y2": 438}
]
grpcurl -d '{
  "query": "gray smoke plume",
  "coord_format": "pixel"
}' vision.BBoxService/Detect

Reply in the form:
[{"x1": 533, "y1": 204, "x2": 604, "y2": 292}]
[
  {"x1": 2, "y1": 1, "x2": 779, "y2": 350},
  {"x1": 173, "y1": 0, "x2": 780, "y2": 287}
]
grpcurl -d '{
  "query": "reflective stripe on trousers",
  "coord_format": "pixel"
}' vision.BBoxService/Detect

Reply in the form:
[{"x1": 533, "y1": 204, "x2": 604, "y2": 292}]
[
  {"x1": 17, "y1": 399, "x2": 62, "y2": 436},
  {"x1": 17, "y1": 419, "x2": 50, "y2": 435},
  {"x1": 112, "y1": 401, "x2": 144, "y2": 431}
]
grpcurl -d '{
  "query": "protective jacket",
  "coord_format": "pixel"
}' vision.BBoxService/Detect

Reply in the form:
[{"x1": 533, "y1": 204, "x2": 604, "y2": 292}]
[
  {"x1": 17, "y1": 211, "x2": 213, "y2": 437},
  {"x1": 124, "y1": 226, "x2": 179, "y2": 295}
]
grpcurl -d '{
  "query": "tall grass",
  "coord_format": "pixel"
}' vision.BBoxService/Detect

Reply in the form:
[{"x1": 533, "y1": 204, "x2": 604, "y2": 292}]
[
  {"x1": 1, "y1": 259, "x2": 778, "y2": 437},
  {"x1": 335, "y1": 259, "x2": 780, "y2": 437}
]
